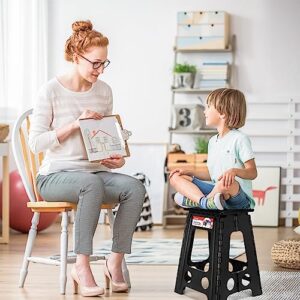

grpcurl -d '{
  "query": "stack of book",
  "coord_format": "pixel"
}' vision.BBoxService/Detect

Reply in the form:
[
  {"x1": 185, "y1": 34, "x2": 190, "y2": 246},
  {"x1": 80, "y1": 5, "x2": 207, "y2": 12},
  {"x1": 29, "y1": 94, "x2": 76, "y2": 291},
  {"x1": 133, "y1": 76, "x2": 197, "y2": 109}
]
[{"x1": 196, "y1": 62, "x2": 229, "y2": 89}]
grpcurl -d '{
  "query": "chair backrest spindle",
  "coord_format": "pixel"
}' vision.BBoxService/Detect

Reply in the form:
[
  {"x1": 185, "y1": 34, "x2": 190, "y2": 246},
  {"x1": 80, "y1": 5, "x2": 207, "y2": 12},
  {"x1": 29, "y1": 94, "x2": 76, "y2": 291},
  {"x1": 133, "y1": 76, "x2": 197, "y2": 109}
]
[{"x1": 12, "y1": 109, "x2": 43, "y2": 202}]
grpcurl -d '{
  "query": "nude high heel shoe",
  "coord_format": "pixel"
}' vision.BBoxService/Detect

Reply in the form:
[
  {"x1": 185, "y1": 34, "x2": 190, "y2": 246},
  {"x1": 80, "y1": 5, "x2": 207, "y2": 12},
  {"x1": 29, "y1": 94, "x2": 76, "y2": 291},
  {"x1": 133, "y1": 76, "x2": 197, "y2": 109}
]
[
  {"x1": 71, "y1": 265, "x2": 104, "y2": 297},
  {"x1": 103, "y1": 260, "x2": 129, "y2": 293}
]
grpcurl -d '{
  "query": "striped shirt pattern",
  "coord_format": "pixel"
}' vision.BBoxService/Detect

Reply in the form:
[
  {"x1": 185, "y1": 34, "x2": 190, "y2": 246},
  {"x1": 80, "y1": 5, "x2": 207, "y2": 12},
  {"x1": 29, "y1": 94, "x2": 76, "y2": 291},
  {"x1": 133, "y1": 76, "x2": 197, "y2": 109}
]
[{"x1": 29, "y1": 78, "x2": 113, "y2": 175}]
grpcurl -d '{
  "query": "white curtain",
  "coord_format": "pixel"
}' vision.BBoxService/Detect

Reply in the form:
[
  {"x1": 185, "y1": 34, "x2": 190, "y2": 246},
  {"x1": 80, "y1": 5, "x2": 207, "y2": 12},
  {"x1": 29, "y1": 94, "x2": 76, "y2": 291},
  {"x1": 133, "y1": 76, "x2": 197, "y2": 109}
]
[{"x1": 0, "y1": 0, "x2": 48, "y2": 121}]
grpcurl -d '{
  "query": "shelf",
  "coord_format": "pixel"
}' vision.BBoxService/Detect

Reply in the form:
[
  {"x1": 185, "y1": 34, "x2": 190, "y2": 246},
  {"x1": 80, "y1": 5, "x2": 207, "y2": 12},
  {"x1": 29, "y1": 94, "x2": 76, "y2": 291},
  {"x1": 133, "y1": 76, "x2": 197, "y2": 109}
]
[
  {"x1": 247, "y1": 112, "x2": 300, "y2": 121},
  {"x1": 164, "y1": 214, "x2": 187, "y2": 219},
  {"x1": 282, "y1": 194, "x2": 300, "y2": 202},
  {"x1": 243, "y1": 130, "x2": 300, "y2": 137},
  {"x1": 282, "y1": 178, "x2": 300, "y2": 185},
  {"x1": 169, "y1": 129, "x2": 217, "y2": 134},
  {"x1": 254, "y1": 146, "x2": 300, "y2": 153},
  {"x1": 174, "y1": 46, "x2": 232, "y2": 53},
  {"x1": 172, "y1": 88, "x2": 215, "y2": 93},
  {"x1": 247, "y1": 100, "x2": 298, "y2": 105},
  {"x1": 255, "y1": 162, "x2": 300, "y2": 169}
]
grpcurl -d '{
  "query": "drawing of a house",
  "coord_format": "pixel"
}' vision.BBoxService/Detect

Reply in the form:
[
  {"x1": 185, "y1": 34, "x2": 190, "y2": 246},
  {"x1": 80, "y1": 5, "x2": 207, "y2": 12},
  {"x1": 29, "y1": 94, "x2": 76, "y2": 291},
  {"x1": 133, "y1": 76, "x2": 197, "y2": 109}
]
[
  {"x1": 84, "y1": 128, "x2": 97, "y2": 153},
  {"x1": 83, "y1": 128, "x2": 122, "y2": 154}
]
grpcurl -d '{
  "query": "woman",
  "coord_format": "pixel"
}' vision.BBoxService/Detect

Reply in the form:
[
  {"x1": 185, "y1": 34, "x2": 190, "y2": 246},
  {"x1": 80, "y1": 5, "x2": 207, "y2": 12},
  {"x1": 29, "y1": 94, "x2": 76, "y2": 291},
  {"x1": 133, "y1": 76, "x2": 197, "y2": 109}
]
[{"x1": 29, "y1": 20, "x2": 145, "y2": 297}]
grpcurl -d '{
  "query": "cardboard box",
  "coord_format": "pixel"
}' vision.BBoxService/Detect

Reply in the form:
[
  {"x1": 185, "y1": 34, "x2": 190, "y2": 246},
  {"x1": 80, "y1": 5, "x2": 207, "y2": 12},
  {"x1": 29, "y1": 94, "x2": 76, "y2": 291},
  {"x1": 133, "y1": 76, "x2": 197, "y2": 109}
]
[
  {"x1": 177, "y1": 24, "x2": 226, "y2": 37},
  {"x1": 168, "y1": 153, "x2": 208, "y2": 173},
  {"x1": 177, "y1": 11, "x2": 228, "y2": 25},
  {"x1": 176, "y1": 36, "x2": 228, "y2": 50},
  {"x1": 168, "y1": 153, "x2": 195, "y2": 171}
]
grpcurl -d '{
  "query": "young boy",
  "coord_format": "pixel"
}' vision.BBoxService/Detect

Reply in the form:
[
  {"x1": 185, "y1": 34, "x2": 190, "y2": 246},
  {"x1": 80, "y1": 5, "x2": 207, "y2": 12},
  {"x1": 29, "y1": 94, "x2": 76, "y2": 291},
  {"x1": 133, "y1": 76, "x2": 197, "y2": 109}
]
[{"x1": 169, "y1": 88, "x2": 257, "y2": 210}]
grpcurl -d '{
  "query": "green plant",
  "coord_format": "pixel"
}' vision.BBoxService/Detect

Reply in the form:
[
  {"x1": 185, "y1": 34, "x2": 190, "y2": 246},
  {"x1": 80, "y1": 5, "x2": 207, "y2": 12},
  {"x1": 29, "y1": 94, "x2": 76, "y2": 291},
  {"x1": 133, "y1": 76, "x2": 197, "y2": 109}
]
[
  {"x1": 174, "y1": 63, "x2": 197, "y2": 74},
  {"x1": 195, "y1": 137, "x2": 209, "y2": 154}
]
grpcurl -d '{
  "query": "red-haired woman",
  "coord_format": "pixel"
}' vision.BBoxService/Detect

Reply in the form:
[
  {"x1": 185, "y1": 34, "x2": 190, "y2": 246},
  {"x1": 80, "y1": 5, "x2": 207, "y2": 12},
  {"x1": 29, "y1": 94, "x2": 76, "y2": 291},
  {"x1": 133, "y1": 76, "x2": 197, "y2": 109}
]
[{"x1": 29, "y1": 20, "x2": 145, "y2": 297}]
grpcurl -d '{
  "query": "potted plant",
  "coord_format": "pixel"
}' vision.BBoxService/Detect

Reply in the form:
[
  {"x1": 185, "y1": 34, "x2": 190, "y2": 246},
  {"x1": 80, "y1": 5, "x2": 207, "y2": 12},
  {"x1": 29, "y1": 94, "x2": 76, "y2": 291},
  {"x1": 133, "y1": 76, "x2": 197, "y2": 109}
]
[
  {"x1": 194, "y1": 137, "x2": 209, "y2": 172},
  {"x1": 173, "y1": 63, "x2": 197, "y2": 89},
  {"x1": 195, "y1": 137, "x2": 208, "y2": 154}
]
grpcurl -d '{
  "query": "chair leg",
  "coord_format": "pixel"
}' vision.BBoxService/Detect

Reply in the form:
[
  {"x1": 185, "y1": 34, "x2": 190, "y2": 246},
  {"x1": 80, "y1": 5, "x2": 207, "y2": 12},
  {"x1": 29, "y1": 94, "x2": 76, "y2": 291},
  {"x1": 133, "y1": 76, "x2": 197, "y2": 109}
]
[
  {"x1": 60, "y1": 212, "x2": 69, "y2": 295},
  {"x1": 72, "y1": 213, "x2": 76, "y2": 253},
  {"x1": 19, "y1": 212, "x2": 40, "y2": 288},
  {"x1": 107, "y1": 209, "x2": 131, "y2": 288},
  {"x1": 71, "y1": 209, "x2": 78, "y2": 267},
  {"x1": 107, "y1": 208, "x2": 115, "y2": 229}
]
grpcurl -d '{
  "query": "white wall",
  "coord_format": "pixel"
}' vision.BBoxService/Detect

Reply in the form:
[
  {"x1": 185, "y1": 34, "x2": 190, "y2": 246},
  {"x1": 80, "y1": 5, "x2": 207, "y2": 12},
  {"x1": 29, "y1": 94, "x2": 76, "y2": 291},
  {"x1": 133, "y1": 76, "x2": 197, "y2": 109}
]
[
  {"x1": 45, "y1": 0, "x2": 300, "y2": 223},
  {"x1": 1, "y1": 0, "x2": 299, "y2": 223},
  {"x1": 48, "y1": 0, "x2": 300, "y2": 144}
]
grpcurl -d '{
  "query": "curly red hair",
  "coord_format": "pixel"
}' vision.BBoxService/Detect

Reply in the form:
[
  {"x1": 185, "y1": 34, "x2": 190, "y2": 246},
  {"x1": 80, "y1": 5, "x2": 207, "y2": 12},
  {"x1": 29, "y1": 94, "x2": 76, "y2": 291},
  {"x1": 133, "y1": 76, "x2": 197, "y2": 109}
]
[{"x1": 65, "y1": 20, "x2": 109, "y2": 62}]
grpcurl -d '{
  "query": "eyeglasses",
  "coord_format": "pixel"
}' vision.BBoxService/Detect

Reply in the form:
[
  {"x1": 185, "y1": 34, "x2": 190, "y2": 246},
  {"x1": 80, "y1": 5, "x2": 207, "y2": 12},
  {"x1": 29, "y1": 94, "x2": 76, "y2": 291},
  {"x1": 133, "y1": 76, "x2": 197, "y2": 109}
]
[{"x1": 77, "y1": 53, "x2": 110, "y2": 69}]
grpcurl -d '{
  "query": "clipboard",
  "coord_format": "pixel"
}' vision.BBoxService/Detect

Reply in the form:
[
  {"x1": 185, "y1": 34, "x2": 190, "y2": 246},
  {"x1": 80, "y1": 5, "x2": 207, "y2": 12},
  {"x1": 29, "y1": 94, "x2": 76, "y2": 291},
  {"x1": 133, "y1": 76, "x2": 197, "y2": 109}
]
[{"x1": 79, "y1": 114, "x2": 131, "y2": 162}]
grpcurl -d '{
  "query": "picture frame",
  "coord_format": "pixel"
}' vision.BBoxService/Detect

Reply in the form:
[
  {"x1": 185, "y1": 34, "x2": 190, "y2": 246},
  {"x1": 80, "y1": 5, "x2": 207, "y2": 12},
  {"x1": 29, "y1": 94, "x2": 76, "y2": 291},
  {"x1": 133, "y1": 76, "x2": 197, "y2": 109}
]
[{"x1": 250, "y1": 166, "x2": 281, "y2": 227}]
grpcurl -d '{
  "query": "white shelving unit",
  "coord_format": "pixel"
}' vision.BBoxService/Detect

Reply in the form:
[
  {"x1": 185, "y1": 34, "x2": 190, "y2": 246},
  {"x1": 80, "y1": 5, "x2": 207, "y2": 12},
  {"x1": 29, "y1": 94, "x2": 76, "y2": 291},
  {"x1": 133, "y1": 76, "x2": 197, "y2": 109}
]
[
  {"x1": 163, "y1": 44, "x2": 234, "y2": 227},
  {"x1": 242, "y1": 97, "x2": 300, "y2": 227}
]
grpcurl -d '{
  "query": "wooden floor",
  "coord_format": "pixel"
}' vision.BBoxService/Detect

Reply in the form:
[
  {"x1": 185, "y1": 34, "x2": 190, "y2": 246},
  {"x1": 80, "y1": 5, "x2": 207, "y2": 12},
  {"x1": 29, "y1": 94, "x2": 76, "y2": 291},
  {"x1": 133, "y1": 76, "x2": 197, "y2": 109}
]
[{"x1": 0, "y1": 222, "x2": 298, "y2": 300}]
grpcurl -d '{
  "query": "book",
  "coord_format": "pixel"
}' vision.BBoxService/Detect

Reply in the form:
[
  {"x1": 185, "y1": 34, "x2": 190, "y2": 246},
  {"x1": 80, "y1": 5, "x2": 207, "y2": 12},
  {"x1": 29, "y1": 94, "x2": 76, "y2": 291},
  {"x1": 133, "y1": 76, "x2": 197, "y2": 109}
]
[
  {"x1": 199, "y1": 74, "x2": 228, "y2": 80},
  {"x1": 79, "y1": 115, "x2": 130, "y2": 162},
  {"x1": 203, "y1": 62, "x2": 229, "y2": 65},
  {"x1": 198, "y1": 80, "x2": 228, "y2": 87}
]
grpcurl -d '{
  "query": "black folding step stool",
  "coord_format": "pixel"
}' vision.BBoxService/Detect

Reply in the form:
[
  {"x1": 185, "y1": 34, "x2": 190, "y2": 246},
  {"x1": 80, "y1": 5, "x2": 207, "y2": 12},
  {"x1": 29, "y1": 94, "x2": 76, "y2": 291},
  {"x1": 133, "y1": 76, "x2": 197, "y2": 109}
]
[{"x1": 174, "y1": 208, "x2": 262, "y2": 299}]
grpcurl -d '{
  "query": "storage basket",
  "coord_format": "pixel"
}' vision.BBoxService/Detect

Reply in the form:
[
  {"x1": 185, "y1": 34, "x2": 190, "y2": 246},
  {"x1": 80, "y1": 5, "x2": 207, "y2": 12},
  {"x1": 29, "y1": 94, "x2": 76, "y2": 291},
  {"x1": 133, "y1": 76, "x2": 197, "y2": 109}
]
[
  {"x1": 271, "y1": 239, "x2": 300, "y2": 269},
  {"x1": 0, "y1": 124, "x2": 9, "y2": 142}
]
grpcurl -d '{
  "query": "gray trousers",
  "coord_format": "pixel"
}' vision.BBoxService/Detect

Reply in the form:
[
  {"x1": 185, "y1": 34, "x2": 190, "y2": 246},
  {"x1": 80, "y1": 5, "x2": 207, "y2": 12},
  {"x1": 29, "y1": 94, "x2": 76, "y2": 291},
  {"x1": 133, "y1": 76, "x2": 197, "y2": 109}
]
[{"x1": 36, "y1": 171, "x2": 145, "y2": 255}]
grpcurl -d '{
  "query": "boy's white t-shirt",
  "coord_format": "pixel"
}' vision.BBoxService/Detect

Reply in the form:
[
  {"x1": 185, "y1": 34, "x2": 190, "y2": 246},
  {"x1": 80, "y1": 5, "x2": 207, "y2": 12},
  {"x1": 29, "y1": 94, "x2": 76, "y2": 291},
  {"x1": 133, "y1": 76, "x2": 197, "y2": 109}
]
[
  {"x1": 207, "y1": 129, "x2": 256, "y2": 208},
  {"x1": 29, "y1": 77, "x2": 113, "y2": 176}
]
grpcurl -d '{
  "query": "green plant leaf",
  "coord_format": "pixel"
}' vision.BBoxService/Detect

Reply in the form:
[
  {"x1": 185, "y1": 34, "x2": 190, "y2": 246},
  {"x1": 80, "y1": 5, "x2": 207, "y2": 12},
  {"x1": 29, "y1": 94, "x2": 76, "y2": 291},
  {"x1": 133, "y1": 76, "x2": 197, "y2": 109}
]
[
  {"x1": 194, "y1": 137, "x2": 209, "y2": 154},
  {"x1": 174, "y1": 63, "x2": 197, "y2": 74}
]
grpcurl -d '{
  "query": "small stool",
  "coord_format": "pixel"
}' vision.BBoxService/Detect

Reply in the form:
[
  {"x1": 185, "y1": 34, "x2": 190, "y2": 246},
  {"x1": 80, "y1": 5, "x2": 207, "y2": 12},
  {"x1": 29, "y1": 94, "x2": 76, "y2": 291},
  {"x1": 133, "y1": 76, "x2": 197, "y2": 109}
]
[{"x1": 175, "y1": 209, "x2": 262, "y2": 299}]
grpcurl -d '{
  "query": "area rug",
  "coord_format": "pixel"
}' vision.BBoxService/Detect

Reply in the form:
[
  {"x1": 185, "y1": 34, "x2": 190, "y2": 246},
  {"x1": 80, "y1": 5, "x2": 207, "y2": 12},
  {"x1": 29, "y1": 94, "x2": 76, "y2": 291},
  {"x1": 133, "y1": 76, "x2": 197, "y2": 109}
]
[
  {"x1": 93, "y1": 238, "x2": 245, "y2": 265},
  {"x1": 228, "y1": 271, "x2": 300, "y2": 300},
  {"x1": 50, "y1": 238, "x2": 245, "y2": 264}
]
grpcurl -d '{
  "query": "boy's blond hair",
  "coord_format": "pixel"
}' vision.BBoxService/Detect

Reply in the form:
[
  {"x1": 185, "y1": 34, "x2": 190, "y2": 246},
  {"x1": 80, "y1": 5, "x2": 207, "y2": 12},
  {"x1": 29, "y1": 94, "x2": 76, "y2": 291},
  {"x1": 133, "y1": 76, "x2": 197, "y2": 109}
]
[{"x1": 207, "y1": 88, "x2": 247, "y2": 129}]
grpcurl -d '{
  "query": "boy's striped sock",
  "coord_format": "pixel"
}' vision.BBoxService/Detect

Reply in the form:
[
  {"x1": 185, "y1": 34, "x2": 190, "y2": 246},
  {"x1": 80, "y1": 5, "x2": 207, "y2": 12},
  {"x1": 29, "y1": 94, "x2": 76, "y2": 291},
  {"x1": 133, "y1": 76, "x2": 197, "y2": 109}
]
[
  {"x1": 174, "y1": 193, "x2": 199, "y2": 208},
  {"x1": 200, "y1": 193, "x2": 224, "y2": 210},
  {"x1": 174, "y1": 192, "x2": 224, "y2": 210}
]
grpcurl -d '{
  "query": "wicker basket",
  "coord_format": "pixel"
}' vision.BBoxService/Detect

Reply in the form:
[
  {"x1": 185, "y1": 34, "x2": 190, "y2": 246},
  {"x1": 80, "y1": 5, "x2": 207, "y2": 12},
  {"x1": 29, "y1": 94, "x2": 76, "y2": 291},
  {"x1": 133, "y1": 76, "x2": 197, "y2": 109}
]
[
  {"x1": 271, "y1": 239, "x2": 300, "y2": 269},
  {"x1": 0, "y1": 124, "x2": 9, "y2": 142}
]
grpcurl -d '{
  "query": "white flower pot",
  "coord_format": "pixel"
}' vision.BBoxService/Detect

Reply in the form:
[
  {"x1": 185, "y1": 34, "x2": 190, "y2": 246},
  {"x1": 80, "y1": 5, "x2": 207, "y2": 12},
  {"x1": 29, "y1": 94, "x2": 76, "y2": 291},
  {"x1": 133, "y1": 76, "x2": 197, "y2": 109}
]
[{"x1": 174, "y1": 72, "x2": 194, "y2": 88}]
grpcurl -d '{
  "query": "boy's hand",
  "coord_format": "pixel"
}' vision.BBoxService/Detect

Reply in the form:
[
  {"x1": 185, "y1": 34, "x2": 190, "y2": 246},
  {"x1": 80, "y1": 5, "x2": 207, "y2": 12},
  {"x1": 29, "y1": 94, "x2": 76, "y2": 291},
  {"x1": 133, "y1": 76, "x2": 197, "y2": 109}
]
[
  {"x1": 169, "y1": 169, "x2": 189, "y2": 179},
  {"x1": 101, "y1": 154, "x2": 125, "y2": 169},
  {"x1": 218, "y1": 168, "x2": 237, "y2": 188},
  {"x1": 169, "y1": 169, "x2": 184, "y2": 179}
]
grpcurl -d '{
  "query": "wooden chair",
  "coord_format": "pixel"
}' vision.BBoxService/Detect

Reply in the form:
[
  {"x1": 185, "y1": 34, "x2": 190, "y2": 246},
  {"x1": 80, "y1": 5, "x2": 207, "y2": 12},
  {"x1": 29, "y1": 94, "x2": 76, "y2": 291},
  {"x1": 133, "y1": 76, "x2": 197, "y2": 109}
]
[{"x1": 12, "y1": 109, "x2": 131, "y2": 294}]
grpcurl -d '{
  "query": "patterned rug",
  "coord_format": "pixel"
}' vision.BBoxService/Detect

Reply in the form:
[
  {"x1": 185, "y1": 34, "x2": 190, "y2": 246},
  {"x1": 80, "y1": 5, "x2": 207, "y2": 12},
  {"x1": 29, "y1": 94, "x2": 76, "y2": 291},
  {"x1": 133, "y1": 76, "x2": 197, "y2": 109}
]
[
  {"x1": 228, "y1": 271, "x2": 300, "y2": 300},
  {"x1": 50, "y1": 238, "x2": 245, "y2": 264},
  {"x1": 93, "y1": 238, "x2": 245, "y2": 265}
]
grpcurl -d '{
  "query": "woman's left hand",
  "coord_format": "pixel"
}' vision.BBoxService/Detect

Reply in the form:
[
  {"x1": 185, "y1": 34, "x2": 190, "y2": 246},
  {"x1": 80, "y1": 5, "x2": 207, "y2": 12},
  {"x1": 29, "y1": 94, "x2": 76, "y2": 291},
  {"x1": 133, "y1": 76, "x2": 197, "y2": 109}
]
[{"x1": 101, "y1": 154, "x2": 125, "y2": 169}]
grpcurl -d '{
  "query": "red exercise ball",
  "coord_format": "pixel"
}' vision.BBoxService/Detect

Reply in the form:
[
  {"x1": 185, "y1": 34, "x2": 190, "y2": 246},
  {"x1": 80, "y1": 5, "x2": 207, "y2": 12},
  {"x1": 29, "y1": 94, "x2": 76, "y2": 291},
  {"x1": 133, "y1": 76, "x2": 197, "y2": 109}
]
[{"x1": 0, "y1": 170, "x2": 58, "y2": 233}]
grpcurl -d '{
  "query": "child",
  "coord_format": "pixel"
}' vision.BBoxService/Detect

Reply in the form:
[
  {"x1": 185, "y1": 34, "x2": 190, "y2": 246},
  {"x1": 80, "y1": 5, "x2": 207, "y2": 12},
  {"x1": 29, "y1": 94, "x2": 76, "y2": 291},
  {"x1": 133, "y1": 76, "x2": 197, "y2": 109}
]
[{"x1": 169, "y1": 88, "x2": 257, "y2": 210}]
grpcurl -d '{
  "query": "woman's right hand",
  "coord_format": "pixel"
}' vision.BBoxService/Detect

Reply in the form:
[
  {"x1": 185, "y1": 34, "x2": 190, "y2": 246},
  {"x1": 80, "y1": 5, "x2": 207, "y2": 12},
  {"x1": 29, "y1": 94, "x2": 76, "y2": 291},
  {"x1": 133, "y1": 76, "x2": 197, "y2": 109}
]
[
  {"x1": 73, "y1": 110, "x2": 104, "y2": 129},
  {"x1": 56, "y1": 110, "x2": 104, "y2": 144}
]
